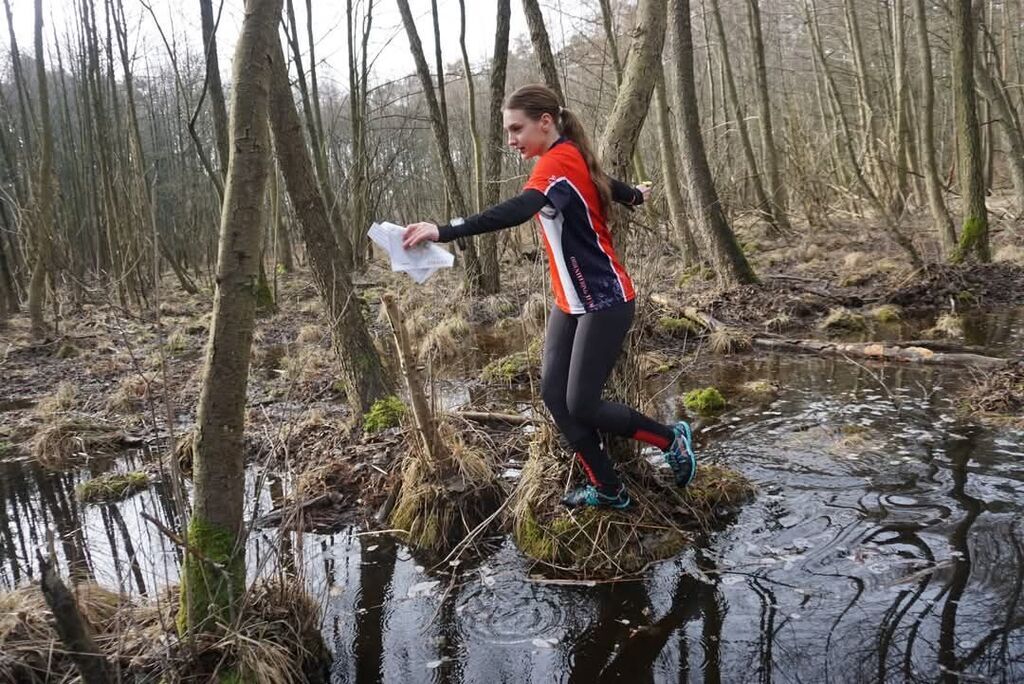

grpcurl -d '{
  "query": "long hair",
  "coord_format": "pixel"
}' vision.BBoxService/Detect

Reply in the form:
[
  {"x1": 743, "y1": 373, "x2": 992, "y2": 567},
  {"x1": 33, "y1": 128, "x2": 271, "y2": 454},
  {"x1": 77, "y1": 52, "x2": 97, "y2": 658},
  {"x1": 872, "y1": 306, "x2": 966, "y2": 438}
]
[{"x1": 504, "y1": 84, "x2": 612, "y2": 215}]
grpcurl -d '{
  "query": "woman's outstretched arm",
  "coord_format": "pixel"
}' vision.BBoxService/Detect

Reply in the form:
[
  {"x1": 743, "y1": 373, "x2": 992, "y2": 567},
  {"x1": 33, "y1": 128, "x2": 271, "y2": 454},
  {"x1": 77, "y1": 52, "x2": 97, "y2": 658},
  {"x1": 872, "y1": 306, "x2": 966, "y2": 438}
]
[{"x1": 403, "y1": 189, "x2": 548, "y2": 247}]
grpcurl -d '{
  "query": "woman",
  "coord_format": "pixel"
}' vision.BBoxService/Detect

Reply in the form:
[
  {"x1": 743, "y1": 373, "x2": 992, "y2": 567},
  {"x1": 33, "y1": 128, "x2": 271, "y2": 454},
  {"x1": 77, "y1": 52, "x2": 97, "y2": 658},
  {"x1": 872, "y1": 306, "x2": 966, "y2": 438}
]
[{"x1": 402, "y1": 84, "x2": 696, "y2": 510}]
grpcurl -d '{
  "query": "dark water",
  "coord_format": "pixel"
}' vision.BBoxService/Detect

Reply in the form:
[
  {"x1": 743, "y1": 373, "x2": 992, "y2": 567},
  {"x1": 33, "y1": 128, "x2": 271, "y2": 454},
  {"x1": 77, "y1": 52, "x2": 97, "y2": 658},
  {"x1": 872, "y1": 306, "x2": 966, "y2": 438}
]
[{"x1": 1, "y1": 317, "x2": 1022, "y2": 682}]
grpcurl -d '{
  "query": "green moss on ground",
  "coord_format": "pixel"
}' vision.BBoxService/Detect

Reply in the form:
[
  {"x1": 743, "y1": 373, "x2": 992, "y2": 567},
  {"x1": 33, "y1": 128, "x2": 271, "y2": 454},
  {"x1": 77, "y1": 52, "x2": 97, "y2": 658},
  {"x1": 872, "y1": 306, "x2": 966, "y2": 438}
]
[
  {"x1": 683, "y1": 387, "x2": 727, "y2": 414},
  {"x1": 657, "y1": 316, "x2": 701, "y2": 337},
  {"x1": 363, "y1": 396, "x2": 406, "y2": 432}
]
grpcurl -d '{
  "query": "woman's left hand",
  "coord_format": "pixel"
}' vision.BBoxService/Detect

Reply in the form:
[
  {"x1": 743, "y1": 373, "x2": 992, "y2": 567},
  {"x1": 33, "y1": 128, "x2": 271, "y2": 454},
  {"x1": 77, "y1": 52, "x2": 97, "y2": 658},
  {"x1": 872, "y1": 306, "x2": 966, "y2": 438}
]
[{"x1": 636, "y1": 181, "x2": 653, "y2": 202}]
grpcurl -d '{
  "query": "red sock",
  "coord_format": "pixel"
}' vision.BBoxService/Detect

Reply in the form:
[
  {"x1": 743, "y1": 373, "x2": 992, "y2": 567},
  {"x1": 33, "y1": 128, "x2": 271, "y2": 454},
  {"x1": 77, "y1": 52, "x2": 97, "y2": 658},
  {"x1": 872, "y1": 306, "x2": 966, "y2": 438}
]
[{"x1": 632, "y1": 428, "x2": 671, "y2": 451}]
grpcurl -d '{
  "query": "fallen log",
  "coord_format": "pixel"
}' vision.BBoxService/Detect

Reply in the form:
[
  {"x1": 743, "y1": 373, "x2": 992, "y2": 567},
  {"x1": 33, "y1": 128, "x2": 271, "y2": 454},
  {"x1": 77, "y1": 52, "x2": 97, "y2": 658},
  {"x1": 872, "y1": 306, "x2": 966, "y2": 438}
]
[
  {"x1": 750, "y1": 337, "x2": 1010, "y2": 369},
  {"x1": 449, "y1": 410, "x2": 537, "y2": 426}
]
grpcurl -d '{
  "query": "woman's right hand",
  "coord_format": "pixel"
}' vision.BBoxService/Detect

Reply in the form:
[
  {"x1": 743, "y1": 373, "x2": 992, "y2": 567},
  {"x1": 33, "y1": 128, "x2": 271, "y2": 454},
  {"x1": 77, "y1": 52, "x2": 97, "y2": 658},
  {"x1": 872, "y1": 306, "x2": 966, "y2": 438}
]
[{"x1": 402, "y1": 222, "x2": 440, "y2": 249}]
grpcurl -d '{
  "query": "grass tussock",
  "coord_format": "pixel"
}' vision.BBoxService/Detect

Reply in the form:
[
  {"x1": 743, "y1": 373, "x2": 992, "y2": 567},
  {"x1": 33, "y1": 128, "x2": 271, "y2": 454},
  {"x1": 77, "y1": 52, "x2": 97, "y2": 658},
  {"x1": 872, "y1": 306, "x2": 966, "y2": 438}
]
[
  {"x1": 818, "y1": 307, "x2": 868, "y2": 334},
  {"x1": 30, "y1": 416, "x2": 125, "y2": 469},
  {"x1": 0, "y1": 577, "x2": 330, "y2": 683},
  {"x1": 390, "y1": 422, "x2": 502, "y2": 558},
  {"x1": 37, "y1": 381, "x2": 77, "y2": 417},
  {"x1": 520, "y1": 292, "x2": 548, "y2": 336},
  {"x1": 509, "y1": 426, "x2": 754, "y2": 579},
  {"x1": 708, "y1": 327, "x2": 752, "y2": 355},
  {"x1": 480, "y1": 340, "x2": 542, "y2": 385},
  {"x1": 417, "y1": 315, "x2": 471, "y2": 363},
  {"x1": 925, "y1": 312, "x2": 964, "y2": 339},
  {"x1": 106, "y1": 373, "x2": 162, "y2": 413},
  {"x1": 76, "y1": 471, "x2": 150, "y2": 504}
]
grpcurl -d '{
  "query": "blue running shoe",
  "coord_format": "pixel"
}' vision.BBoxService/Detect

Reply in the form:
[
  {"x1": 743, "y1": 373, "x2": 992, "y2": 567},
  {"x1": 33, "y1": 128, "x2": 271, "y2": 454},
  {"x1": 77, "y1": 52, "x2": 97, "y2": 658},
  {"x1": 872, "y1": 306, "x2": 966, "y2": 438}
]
[
  {"x1": 662, "y1": 421, "x2": 697, "y2": 486},
  {"x1": 561, "y1": 484, "x2": 632, "y2": 510}
]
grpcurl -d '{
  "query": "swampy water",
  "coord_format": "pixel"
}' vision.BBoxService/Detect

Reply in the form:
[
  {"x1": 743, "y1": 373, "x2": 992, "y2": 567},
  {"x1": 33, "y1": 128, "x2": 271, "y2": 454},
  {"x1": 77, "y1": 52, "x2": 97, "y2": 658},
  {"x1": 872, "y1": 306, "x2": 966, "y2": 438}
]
[{"x1": 1, "y1": 312, "x2": 1022, "y2": 683}]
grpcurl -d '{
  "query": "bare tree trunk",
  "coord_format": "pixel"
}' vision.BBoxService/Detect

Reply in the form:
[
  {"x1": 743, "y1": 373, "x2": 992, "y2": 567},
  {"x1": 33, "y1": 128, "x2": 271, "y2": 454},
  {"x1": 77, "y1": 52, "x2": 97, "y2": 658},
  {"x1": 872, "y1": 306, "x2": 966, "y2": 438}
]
[
  {"x1": 396, "y1": 0, "x2": 483, "y2": 294},
  {"x1": 952, "y1": 0, "x2": 991, "y2": 262},
  {"x1": 891, "y1": 0, "x2": 910, "y2": 217},
  {"x1": 28, "y1": 0, "x2": 55, "y2": 336},
  {"x1": 708, "y1": 0, "x2": 778, "y2": 232},
  {"x1": 474, "y1": 0, "x2": 507, "y2": 295},
  {"x1": 284, "y1": 0, "x2": 355, "y2": 269},
  {"x1": 654, "y1": 60, "x2": 699, "y2": 264},
  {"x1": 669, "y1": 0, "x2": 757, "y2": 286},
  {"x1": 522, "y1": 0, "x2": 565, "y2": 102},
  {"x1": 598, "y1": 0, "x2": 667, "y2": 181},
  {"x1": 913, "y1": 0, "x2": 958, "y2": 253},
  {"x1": 744, "y1": 0, "x2": 791, "y2": 231},
  {"x1": 199, "y1": 0, "x2": 230, "y2": 178},
  {"x1": 973, "y1": 28, "x2": 1024, "y2": 214},
  {"x1": 268, "y1": 37, "x2": 394, "y2": 415},
  {"x1": 181, "y1": 0, "x2": 282, "y2": 636},
  {"x1": 598, "y1": 0, "x2": 649, "y2": 181}
]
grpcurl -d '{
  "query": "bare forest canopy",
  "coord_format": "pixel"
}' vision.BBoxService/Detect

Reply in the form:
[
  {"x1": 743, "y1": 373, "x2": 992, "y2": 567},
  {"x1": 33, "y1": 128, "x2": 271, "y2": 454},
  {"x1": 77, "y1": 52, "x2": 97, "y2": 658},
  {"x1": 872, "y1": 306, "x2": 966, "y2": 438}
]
[{"x1": 0, "y1": 0, "x2": 1021, "y2": 321}]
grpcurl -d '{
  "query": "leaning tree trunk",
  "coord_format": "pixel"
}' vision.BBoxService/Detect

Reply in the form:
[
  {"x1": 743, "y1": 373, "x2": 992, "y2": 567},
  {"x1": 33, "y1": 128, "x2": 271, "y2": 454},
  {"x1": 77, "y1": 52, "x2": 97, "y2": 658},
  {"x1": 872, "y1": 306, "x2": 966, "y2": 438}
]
[
  {"x1": 597, "y1": 0, "x2": 667, "y2": 183},
  {"x1": 268, "y1": 37, "x2": 394, "y2": 415},
  {"x1": 912, "y1": 0, "x2": 957, "y2": 254},
  {"x1": 459, "y1": 0, "x2": 500, "y2": 294},
  {"x1": 669, "y1": 0, "x2": 757, "y2": 286},
  {"x1": 395, "y1": 0, "x2": 483, "y2": 294},
  {"x1": 27, "y1": 0, "x2": 55, "y2": 337},
  {"x1": 974, "y1": 58, "x2": 1024, "y2": 215},
  {"x1": 951, "y1": 0, "x2": 990, "y2": 262},
  {"x1": 521, "y1": 0, "x2": 565, "y2": 102},
  {"x1": 744, "y1": 0, "x2": 791, "y2": 232},
  {"x1": 180, "y1": 0, "x2": 282, "y2": 636},
  {"x1": 654, "y1": 60, "x2": 700, "y2": 265},
  {"x1": 199, "y1": 0, "x2": 230, "y2": 179}
]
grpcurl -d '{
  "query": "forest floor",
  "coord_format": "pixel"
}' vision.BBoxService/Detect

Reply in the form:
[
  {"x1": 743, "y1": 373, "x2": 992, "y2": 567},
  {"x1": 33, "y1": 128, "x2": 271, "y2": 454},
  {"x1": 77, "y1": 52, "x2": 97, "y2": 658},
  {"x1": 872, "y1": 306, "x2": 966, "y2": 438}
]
[{"x1": 1, "y1": 211, "x2": 1023, "y2": 528}]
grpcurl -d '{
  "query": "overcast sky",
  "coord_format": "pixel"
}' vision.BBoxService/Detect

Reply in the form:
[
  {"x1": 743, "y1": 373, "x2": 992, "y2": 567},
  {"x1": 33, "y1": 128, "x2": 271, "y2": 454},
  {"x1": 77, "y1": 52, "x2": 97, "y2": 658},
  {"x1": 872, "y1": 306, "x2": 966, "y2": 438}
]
[{"x1": 0, "y1": 0, "x2": 595, "y2": 91}]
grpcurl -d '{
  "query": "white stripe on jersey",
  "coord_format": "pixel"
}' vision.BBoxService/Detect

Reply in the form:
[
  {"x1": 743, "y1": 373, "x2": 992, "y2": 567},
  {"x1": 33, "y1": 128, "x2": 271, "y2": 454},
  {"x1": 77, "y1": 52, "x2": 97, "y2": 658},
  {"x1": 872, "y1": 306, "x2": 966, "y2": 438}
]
[{"x1": 539, "y1": 208, "x2": 586, "y2": 314}]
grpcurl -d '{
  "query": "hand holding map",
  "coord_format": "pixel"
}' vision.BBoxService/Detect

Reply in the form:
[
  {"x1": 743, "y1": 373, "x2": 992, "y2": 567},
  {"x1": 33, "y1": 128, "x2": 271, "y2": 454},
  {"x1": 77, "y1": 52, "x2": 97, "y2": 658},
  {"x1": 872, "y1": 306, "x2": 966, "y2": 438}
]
[{"x1": 367, "y1": 221, "x2": 454, "y2": 284}]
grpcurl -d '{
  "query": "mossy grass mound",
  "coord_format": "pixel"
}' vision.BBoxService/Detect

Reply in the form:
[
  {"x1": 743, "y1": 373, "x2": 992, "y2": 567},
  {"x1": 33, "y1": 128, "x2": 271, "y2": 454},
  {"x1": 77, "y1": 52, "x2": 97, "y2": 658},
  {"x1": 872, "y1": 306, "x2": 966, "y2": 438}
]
[
  {"x1": 509, "y1": 427, "x2": 755, "y2": 579},
  {"x1": 869, "y1": 304, "x2": 902, "y2": 324},
  {"x1": 76, "y1": 471, "x2": 150, "y2": 504},
  {"x1": 683, "y1": 387, "x2": 727, "y2": 415},
  {"x1": 30, "y1": 416, "x2": 126, "y2": 469},
  {"x1": 818, "y1": 307, "x2": 868, "y2": 334},
  {"x1": 389, "y1": 422, "x2": 503, "y2": 559},
  {"x1": 479, "y1": 340, "x2": 542, "y2": 385}
]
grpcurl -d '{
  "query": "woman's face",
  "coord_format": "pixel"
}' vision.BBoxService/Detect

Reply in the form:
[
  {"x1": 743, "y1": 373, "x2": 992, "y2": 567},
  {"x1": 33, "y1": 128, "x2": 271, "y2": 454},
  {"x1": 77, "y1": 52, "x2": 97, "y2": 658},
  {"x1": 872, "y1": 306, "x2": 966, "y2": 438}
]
[{"x1": 503, "y1": 108, "x2": 555, "y2": 160}]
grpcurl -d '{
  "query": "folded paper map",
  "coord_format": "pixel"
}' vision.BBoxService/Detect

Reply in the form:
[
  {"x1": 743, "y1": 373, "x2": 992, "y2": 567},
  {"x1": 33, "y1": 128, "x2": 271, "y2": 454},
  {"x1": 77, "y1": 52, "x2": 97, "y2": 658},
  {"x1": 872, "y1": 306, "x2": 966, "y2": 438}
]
[{"x1": 367, "y1": 221, "x2": 454, "y2": 284}]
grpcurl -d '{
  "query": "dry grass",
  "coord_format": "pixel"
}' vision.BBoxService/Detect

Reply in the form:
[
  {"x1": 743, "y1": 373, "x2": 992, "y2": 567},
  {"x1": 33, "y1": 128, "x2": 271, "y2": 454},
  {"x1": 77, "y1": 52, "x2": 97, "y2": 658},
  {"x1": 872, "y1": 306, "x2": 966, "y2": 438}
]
[
  {"x1": 993, "y1": 244, "x2": 1024, "y2": 266},
  {"x1": 417, "y1": 315, "x2": 471, "y2": 362},
  {"x1": 30, "y1": 416, "x2": 126, "y2": 469},
  {"x1": 106, "y1": 373, "x2": 162, "y2": 413},
  {"x1": 708, "y1": 326, "x2": 752, "y2": 355},
  {"x1": 37, "y1": 381, "x2": 77, "y2": 416},
  {"x1": 925, "y1": 312, "x2": 964, "y2": 339},
  {"x1": 296, "y1": 324, "x2": 323, "y2": 346},
  {"x1": 519, "y1": 292, "x2": 548, "y2": 336},
  {"x1": 0, "y1": 577, "x2": 329, "y2": 683}
]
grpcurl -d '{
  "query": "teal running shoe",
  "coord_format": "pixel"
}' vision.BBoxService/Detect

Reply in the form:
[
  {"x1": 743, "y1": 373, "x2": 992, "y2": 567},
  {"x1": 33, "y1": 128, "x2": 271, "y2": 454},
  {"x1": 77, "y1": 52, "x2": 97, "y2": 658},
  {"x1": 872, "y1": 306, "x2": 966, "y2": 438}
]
[
  {"x1": 561, "y1": 484, "x2": 632, "y2": 510},
  {"x1": 662, "y1": 421, "x2": 697, "y2": 486}
]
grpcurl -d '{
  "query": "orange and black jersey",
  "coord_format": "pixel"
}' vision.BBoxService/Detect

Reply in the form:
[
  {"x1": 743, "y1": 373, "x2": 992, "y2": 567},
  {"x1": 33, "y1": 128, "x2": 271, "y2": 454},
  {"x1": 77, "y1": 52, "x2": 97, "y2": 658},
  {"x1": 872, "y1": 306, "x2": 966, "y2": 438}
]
[{"x1": 437, "y1": 138, "x2": 640, "y2": 314}]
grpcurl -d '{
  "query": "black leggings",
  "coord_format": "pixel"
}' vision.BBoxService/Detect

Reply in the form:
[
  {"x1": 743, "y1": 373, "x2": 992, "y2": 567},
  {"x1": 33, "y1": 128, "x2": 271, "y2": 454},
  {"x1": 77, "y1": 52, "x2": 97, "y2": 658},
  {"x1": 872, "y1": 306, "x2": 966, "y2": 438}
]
[{"x1": 540, "y1": 299, "x2": 673, "y2": 491}]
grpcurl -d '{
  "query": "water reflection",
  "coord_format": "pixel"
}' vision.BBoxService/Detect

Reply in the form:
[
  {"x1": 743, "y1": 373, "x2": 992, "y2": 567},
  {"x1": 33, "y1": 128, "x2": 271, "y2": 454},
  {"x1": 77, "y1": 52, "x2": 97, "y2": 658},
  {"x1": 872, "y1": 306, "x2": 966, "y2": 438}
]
[{"x1": 2, "y1": 349, "x2": 1024, "y2": 681}]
